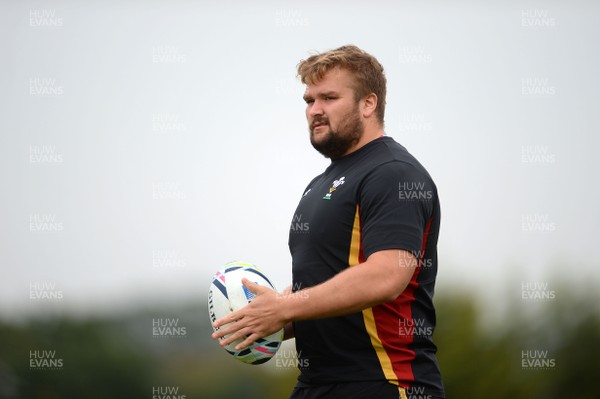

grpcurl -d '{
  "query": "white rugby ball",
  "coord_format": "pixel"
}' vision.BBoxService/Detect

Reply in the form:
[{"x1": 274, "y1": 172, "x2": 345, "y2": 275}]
[{"x1": 208, "y1": 261, "x2": 284, "y2": 365}]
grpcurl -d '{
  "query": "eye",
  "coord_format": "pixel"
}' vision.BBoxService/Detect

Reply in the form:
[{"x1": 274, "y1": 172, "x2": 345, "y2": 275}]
[
  {"x1": 324, "y1": 96, "x2": 336, "y2": 101},
  {"x1": 305, "y1": 98, "x2": 314, "y2": 105}
]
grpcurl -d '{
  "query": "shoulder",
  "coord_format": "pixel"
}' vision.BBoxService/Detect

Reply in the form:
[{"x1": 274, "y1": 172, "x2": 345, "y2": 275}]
[
  {"x1": 357, "y1": 141, "x2": 438, "y2": 207},
  {"x1": 363, "y1": 139, "x2": 435, "y2": 187}
]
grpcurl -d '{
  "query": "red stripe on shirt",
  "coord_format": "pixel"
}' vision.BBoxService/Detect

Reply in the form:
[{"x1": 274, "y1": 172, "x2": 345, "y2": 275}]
[{"x1": 371, "y1": 217, "x2": 434, "y2": 385}]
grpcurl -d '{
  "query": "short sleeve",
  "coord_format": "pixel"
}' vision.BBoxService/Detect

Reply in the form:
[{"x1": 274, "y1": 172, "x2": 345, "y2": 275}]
[{"x1": 359, "y1": 161, "x2": 437, "y2": 259}]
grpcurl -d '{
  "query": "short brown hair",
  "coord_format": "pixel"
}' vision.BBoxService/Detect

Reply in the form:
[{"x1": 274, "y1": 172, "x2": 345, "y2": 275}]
[{"x1": 297, "y1": 45, "x2": 387, "y2": 124}]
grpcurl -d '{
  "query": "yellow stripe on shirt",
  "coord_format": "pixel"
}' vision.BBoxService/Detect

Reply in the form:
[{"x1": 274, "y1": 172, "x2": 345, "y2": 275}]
[{"x1": 347, "y1": 205, "x2": 398, "y2": 384}]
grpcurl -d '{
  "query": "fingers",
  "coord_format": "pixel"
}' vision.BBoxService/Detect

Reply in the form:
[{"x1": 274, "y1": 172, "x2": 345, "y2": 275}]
[
  {"x1": 212, "y1": 321, "x2": 258, "y2": 350},
  {"x1": 211, "y1": 315, "x2": 239, "y2": 339},
  {"x1": 219, "y1": 326, "x2": 252, "y2": 347},
  {"x1": 235, "y1": 333, "x2": 259, "y2": 350},
  {"x1": 241, "y1": 278, "x2": 254, "y2": 289},
  {"x1": 211, "y1": 281, "x2": 280, "y2": 350},
  {"x1": 212, "y1": 308, "x2": 242, "y2": 329},
  {"x1": 211, "y1": 313, "x2": 255, "y2": 345},
  {"x1": 242, "y1": 278, "x2": 267, "y2": 294}
]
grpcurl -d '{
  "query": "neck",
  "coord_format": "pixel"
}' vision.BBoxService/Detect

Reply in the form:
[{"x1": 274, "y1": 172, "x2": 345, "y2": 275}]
[{"x1": 341, "y1": 126, "x2": 385, "y2": 157}]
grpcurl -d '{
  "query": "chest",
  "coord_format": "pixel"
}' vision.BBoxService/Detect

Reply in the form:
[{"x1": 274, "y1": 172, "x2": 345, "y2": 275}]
[{"x1": 290, "y1": 172, "x2": 361, "y2": 248}]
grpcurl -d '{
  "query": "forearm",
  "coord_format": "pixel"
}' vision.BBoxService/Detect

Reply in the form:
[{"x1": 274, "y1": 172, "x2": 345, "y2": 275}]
[
  {"x1": 210, "y1": 250, "x2": 416, "y2": 350},
  {"x1": 282, "y1": 249, "x2": 416, "y2": 322}
]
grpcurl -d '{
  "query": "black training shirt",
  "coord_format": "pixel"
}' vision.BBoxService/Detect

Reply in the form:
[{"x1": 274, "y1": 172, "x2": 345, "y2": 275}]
[{"x1": 288, "y1": 136, "x2": 444, "y2": 397}]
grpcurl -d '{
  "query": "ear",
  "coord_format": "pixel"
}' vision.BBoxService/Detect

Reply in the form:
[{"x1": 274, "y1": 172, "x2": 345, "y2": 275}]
[{"x1": 361, "y1": 93, "x2": 378, "y2": 119}]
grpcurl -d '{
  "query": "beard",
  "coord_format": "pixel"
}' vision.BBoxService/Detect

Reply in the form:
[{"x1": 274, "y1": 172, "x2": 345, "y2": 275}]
[{"x1": 309, "y1": 105, "x2": 364, "y2": 160}]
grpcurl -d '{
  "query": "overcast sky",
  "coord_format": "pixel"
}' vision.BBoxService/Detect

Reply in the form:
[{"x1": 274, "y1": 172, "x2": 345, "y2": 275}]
[{"x1": 1, "y1": 0, "x2": 599, "y2": 319}]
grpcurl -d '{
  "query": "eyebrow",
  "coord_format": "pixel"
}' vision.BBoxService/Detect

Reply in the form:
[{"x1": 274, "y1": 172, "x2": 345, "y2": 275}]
[{"x1": 303, "y1": 91, "x2": 339, "y2": 102}]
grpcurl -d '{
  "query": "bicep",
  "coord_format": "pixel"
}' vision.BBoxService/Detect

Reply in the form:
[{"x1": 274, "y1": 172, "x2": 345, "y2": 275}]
[{"x1": 365, "y1": 249, "x2": 417, "y2": 299}]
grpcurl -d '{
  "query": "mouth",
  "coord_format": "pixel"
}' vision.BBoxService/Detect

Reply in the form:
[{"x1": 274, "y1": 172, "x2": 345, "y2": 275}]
[{"x1": 311, "y1": 121, "x2": 328, "y2": 131}]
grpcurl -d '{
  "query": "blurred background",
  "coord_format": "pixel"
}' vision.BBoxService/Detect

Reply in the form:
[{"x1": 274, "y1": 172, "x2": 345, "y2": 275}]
[{"x1": 1, "y1": 0, "x2": 599, "y2": 397}]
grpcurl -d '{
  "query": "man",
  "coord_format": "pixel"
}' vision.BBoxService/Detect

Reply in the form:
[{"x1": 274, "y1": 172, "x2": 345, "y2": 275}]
[{"x1": 212, "y1": 45, "x2": 444, "y2": 399}]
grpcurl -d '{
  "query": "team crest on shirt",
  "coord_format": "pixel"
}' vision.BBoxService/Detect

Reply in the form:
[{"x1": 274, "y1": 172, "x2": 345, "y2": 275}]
[{"x1": 323, "y1": 176, "x2": 345, "y2": 200}]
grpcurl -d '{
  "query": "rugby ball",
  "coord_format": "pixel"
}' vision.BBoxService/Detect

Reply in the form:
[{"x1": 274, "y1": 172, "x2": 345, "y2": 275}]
[{"x1": 208, "y1": 261, "x2": 284, "y2": 364}]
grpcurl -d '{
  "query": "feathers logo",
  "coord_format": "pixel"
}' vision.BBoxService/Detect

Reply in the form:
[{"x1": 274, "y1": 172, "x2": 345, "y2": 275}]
[{"x1": 323, "y1": 176, "x2": 345, "y2": 200}]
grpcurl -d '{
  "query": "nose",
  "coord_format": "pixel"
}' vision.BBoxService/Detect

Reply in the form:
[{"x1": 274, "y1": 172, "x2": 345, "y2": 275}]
[{"x1": 307, "y1": 99, "x2": 324, "y2": 119}]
